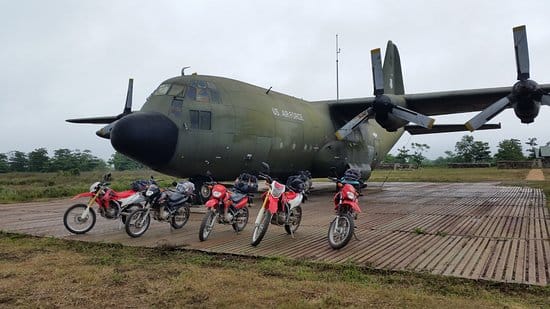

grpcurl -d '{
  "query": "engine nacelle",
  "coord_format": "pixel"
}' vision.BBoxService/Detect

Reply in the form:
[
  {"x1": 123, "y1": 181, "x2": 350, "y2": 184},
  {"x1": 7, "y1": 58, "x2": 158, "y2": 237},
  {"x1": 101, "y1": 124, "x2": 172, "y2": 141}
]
[
  {"x1": 374, "y1": 94, "x2": 408, "y2": 131},
  {"x1": 514, "y1": 101, "x2": 540, "y2": 124}
]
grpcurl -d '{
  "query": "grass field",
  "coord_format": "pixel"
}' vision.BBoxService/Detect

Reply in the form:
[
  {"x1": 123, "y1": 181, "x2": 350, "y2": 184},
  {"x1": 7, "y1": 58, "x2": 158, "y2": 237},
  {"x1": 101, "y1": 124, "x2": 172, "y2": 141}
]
[
  {"x1": 1, "y1": 168, "x2": 548, "y2": 307},
  {"x1": 1, "y1": 232, "x2": 548, "y2": 308}
]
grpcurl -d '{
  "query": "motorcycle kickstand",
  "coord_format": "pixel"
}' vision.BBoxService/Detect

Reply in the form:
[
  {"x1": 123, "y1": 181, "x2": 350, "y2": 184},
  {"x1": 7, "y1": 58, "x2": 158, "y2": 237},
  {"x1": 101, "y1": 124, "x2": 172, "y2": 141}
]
[{"x1": 353, "y1": 230, "x2": 360, "y2": 241}]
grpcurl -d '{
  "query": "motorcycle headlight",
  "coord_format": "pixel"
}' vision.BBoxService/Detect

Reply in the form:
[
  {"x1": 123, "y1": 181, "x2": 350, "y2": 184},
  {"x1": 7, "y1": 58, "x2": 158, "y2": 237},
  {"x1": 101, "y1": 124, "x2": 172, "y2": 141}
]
[
  {"x1": 212, "y1": 191, "x2": 222, "y2": 198},
  {"x1": 145, "y1": 189, "x2": 154, "y2": 197},
  {"x1": 346, "y1": 191, "x2": 356, "y2": 200},
  {"x1": 89, "y1": 182, "x2": 100, "y2": 193}
]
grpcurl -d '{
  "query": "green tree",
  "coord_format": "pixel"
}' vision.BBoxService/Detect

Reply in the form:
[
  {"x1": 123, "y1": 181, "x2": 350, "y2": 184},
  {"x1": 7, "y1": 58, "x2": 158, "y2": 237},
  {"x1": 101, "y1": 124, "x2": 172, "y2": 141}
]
[
  {"x1": 395, "y1": 146, "x2": 410, "y2": 164},
  {"x1": 28, "y1": 148, "x2": 50, "y2": 172},
  {"x1": 494, "y1": 139, "x2": 525, "y2": 161},
  {"x1": 8, "y1": 151, "x2": 28, "y2": 172},
  {"x1": 454, "y1": 135, "x2": 491, "y2": 162},
  {"x1": 471, "y1": 141, "x2": 491, "y2": 162},
  {"x1": 382, "y1": 153, "x2": 398, "y2": 163},
  {"x1": 74, "y1": 150, "x2": 107, "y2": 171},
  {"x1": 525, "y1": 137, "x2": 538, "y2": 159},
  {"x1": 108, "y1": 152, "x2": 143, "y2": 171},
  {"x1": 409, "y1": 143, "x2": 430, "y2": 166},
  {"x1": 0, "y1": 153, "x2": 9, "y2": 173}
]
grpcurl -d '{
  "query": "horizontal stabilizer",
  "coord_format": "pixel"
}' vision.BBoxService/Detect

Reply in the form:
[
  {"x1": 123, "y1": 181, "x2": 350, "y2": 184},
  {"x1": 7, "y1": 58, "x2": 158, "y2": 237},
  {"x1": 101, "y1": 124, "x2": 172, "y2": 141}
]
[
  {"x1": 405, "y1": 123, "x2": 501, "y2": 135},
  {"x1": 66, "y1": 116, "x2": 119, "y2": 124}
]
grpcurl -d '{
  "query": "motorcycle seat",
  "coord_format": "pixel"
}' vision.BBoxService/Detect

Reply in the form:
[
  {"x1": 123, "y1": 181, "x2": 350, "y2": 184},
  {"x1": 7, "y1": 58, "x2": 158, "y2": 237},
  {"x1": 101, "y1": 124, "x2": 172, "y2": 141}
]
[
  {"x1": 230, "y1": 192, "x2": 247, "y2": 203},
  {"x1": 166, "y1": 191, "x2": 187, "y2": 205}
]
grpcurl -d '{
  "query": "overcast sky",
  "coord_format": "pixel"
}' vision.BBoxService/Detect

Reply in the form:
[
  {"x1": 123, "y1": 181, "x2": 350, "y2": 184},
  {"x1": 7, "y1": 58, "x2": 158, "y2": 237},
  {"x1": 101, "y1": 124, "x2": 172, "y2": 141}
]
[{"x1": 1, "y1": 0, "x2": 550, "y2": 160}]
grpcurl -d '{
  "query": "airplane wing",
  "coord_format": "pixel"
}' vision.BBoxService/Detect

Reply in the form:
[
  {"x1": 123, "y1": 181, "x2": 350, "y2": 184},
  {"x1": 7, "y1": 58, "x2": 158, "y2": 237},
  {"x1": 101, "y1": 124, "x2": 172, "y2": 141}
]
[{"x1": 316, "y1": 83, "x2": 550, "y2": 116}]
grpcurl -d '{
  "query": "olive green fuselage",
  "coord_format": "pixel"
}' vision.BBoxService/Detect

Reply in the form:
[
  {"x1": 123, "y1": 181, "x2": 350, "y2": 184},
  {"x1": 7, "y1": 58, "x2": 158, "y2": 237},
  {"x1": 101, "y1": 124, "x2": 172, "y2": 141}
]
[{"x1": 140, "y1": 75, "x2": 403, "y2": 180}]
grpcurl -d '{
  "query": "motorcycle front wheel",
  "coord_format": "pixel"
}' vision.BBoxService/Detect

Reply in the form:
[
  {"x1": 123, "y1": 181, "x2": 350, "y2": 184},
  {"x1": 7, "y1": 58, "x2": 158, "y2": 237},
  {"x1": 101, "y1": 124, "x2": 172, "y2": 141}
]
[
  {"x1": 125, "y1": 209, "x2": 151, "y2": 238},
  {"x1": 284, "y1": 206, "x2": 302, "y2": 235},
  {"x1": 121, "y1": 203, "x2": 142, "y2": 224},
  {"x1": 63, "y1": 204, "x2": 96, "y2": 234},
  {"x1": 232, "y1": 207, "x2": 249, "y2": 232},
  {"x1": 328, "y1": 213, "x2": 354, "y2": 249},
  {"x1": 170, "y1": 204, "x2": 190, "y2": 229},
  {"x1": 199, "y1": 210, "x2": 216, "y2": 241},
  {"x1": 251, "y1": 211, "x2": 272, "y2": 247}
]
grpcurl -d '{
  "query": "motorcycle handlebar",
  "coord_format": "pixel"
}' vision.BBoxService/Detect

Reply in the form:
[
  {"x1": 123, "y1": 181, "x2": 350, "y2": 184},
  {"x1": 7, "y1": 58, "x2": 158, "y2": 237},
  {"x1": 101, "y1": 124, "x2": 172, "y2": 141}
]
[{"x1": 257, "y1": 173, "x2": 272, "y2": 183}]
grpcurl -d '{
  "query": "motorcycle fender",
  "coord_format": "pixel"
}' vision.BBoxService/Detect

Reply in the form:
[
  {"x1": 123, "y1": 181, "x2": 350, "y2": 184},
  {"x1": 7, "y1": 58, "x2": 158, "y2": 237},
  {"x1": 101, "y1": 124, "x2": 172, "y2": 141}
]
[
  {"x1": 72, "y1": 192, "x2": 94, "y2": 200},
  {"x1": 267, "y1": 195, "x2": 279, "y2": 214},
  {"x1": 234, "y1": 197, "x2": 248, "y2": 209},
  {"x1": 115, "y1": 189, "x2": 137, "y2": 199},
  {"x1": 205, "y1": 199, "x2": 218, "y2": 209},
  {"x1": 287, "y1": 193, "x2": 303, "y2": 209},
  {"x1": 341, "y1": 201, "x2": 362, "y2": 213}
]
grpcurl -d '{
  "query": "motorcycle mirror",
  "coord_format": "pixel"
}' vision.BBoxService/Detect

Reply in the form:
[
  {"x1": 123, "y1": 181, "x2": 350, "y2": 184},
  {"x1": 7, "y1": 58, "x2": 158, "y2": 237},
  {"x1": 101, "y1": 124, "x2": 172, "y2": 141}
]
[{"x1": 172, "y1": 181, "x2": 177, "y2": 186}]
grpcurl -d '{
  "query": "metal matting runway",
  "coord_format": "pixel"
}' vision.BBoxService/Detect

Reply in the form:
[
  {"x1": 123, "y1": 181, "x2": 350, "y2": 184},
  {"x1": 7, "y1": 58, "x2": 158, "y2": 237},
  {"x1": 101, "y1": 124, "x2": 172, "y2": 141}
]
[{"x1": 0, "y1": 182, "x2": 548, "y2": 286}]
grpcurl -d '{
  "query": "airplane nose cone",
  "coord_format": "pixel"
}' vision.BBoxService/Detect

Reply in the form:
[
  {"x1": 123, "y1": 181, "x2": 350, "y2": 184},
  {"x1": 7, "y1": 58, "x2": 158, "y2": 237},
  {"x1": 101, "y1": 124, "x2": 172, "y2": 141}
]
[{"x1": 110, "y1": 112, "x2": 178, "y2": 167}]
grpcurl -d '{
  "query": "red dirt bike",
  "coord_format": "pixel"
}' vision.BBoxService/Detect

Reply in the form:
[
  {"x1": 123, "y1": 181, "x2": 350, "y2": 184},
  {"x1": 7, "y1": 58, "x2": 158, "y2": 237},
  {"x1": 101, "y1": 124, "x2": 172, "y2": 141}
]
[
  {"x1": 63, "y1": 174, "x2": 148, "y2": 234},
  {"x1": 198, "y1": 175, "x2": 256, "y2": 241},
  {"x1": 251, "y1": 165, "x2": 305, "y2": 246},
  {"x1": 327, "y1": 173, "x2": 362, "y2": 249}
]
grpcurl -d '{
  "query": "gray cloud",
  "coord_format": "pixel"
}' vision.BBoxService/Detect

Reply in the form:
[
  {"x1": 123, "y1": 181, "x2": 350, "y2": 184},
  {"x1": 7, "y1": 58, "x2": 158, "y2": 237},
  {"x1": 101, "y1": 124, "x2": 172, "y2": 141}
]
[{"x1": 1, "y1": 0, "x2": 549, "y2": 160}]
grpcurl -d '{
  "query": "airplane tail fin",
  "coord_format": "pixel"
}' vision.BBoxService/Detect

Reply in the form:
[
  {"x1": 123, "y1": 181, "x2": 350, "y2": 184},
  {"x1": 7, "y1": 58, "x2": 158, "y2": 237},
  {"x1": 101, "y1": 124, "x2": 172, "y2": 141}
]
[{"x1": 382, "y1": 41, "x2": 405, "y2": 95}]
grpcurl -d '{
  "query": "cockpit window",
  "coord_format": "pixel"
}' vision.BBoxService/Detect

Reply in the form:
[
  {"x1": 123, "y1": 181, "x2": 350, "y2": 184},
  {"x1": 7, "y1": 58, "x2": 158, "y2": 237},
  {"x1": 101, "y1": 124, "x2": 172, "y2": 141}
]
[
  {"x1": 168, "y1": 84, "x2": 186, "y2": 97},
  {"x1": 186, "y1": 80, "x2": 221, "y2": 104},
  {"x1": 153, "y1": 84, "x2": 171, "y2": 96}
]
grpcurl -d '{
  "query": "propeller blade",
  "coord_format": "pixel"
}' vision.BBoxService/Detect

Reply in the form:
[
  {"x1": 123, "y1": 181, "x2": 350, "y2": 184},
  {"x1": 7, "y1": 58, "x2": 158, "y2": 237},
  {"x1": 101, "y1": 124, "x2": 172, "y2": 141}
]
[
  {"x1": 465, "y1": 96, "x2": 510, "y2": 131},
  {"x1": 66, "y1": 116, "x2": 119, "y2": 124},
  {"x1": 334, "y1": 108, "x2": 373, "y2": 140},
  {"x1": 513, "y1": 25, "x2": 530, "y2": 81},
  {"x1": 391, "y1": 105, "x2": 435, "y2": 129},
  {"x1": 542, "y1": 94, "x2": 550, "y2": 106},
  {"x1": 124, "y1": 78, "x2": 133, "y2": 114},
  {"x1": 371, "y1": 48, "x2": 384, "y2": 95}
]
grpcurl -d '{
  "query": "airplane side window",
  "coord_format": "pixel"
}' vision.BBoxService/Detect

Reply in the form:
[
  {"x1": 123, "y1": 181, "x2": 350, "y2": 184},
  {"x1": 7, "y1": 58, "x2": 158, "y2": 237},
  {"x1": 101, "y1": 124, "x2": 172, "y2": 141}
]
[
  {"x1": 199, "y1": 111, "x2": 211, "y2": 130},
  {"x1": 196, "y1": 88, "x2": 210, "y2": 103},
  {"x1": 170, "y1": 99, "x2": 183, "y2": 117},
  {"x1": 186, "y1": 86, "x2": 196, "y2": 101},
  {"x1": 190, "y1": 110, "x2": 199, "y2": 129},
  {"x1": 189, "y1": 110, "x2": 211, "y2": 130}
]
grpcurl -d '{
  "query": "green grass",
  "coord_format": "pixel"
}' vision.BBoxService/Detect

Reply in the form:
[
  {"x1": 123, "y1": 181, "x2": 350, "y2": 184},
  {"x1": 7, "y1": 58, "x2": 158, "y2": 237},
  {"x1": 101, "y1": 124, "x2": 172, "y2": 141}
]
[
  {"x1": 0, "y1": 170, "x2": 174, "y2": 203},
  {"x1": 1, "y1": 232, "x2": 548, "y2": 308}
]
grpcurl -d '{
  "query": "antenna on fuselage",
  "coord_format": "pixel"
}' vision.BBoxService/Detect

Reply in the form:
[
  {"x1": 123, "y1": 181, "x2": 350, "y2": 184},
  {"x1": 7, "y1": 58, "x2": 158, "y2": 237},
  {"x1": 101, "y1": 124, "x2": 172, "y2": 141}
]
[
  {"x1": 181, "y1": 66, "x2": 191, "y2": 76},
  {"x1": 336, "y1": 34, "x2": 341, "y2": 103}
]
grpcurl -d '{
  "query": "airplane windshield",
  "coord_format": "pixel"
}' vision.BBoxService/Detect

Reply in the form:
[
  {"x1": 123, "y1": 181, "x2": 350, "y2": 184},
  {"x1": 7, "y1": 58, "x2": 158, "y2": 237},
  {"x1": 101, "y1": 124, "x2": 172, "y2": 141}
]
[{"x1": 152, "y1": 80, "x2": 220, "y2": 103}]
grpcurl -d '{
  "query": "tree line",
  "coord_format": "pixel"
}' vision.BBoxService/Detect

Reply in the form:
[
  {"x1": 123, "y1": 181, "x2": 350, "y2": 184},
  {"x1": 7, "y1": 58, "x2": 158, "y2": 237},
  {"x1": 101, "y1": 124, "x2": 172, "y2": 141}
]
[
  {"x1": 384, "y1": 136, "x2": 545, "y2": 166},
  {"x1": 0, "y1": 148, "x2": 143, "y2": 173}
]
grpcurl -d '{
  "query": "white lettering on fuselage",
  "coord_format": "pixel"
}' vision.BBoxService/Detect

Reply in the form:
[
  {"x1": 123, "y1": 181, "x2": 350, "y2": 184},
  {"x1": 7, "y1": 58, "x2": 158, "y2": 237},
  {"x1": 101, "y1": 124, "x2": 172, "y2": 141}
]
[{"x1": 272, "y1": 107, "x2": 304, "y2": 121}]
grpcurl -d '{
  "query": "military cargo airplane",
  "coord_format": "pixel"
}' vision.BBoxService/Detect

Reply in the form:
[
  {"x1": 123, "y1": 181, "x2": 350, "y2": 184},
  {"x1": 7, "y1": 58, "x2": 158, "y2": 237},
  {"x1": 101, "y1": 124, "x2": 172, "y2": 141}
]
[{"x1": 68, "y1": 25, "x2": 549, "y2": 199}]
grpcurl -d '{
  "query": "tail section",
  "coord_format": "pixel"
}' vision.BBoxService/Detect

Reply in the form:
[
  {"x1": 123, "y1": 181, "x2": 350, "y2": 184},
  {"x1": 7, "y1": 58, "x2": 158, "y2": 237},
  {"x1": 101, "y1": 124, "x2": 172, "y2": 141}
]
[{"x1": 382, "y1": 41, "x2": 404, "y2": 95}]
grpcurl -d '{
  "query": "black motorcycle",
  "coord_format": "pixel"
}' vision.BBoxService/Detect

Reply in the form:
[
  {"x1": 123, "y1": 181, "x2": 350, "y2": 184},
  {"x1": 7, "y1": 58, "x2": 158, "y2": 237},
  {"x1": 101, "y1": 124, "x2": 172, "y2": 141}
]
[{"x1": 124, "y1": 181, "x2": 194, "y2": 238}]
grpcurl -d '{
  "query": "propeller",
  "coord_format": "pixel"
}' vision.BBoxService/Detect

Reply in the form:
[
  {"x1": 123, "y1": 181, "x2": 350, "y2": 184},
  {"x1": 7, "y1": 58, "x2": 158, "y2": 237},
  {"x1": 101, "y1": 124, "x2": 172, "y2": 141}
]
[
  {"x1": 66, "y1": 78, "x2": 135, "y2": 139},
  {"x1": 66, "y1": 78, "x2": 134, "y2": 124},
  {"x1": 335, "y1": 49, "x2": 435, "y2": 140},
  {"x1": 465, "y1": 25, "x2": 550, "y2": 131}
]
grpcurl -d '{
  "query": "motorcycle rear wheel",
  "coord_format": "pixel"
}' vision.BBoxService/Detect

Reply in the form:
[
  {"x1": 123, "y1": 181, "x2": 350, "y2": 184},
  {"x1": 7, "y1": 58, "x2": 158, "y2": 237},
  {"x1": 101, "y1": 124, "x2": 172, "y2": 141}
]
[
  {"x1": 251, "y1": 211, "x2": 271, "y2": 247},
  {"x1": 232, "y1": 207, "x2": 249, "y2": 232},
  {"x1": 328, "y1": 213, "x2": 354, "y2": 249},
  {"x1": 284, "y1": 206, "x2": 302, "y2": 235},
  {"x1": 199, "y1": 210, "x2": 216, "y2": 241},
  {"x1": 170, "y1": 204, "x2": 190, "y2": 229},
  {"x1": 63, "y1": 204, "x2": 96, "y2": 234},
  {"x1": 125, "y1": 209, "x2": 151, "y2": 238}
]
